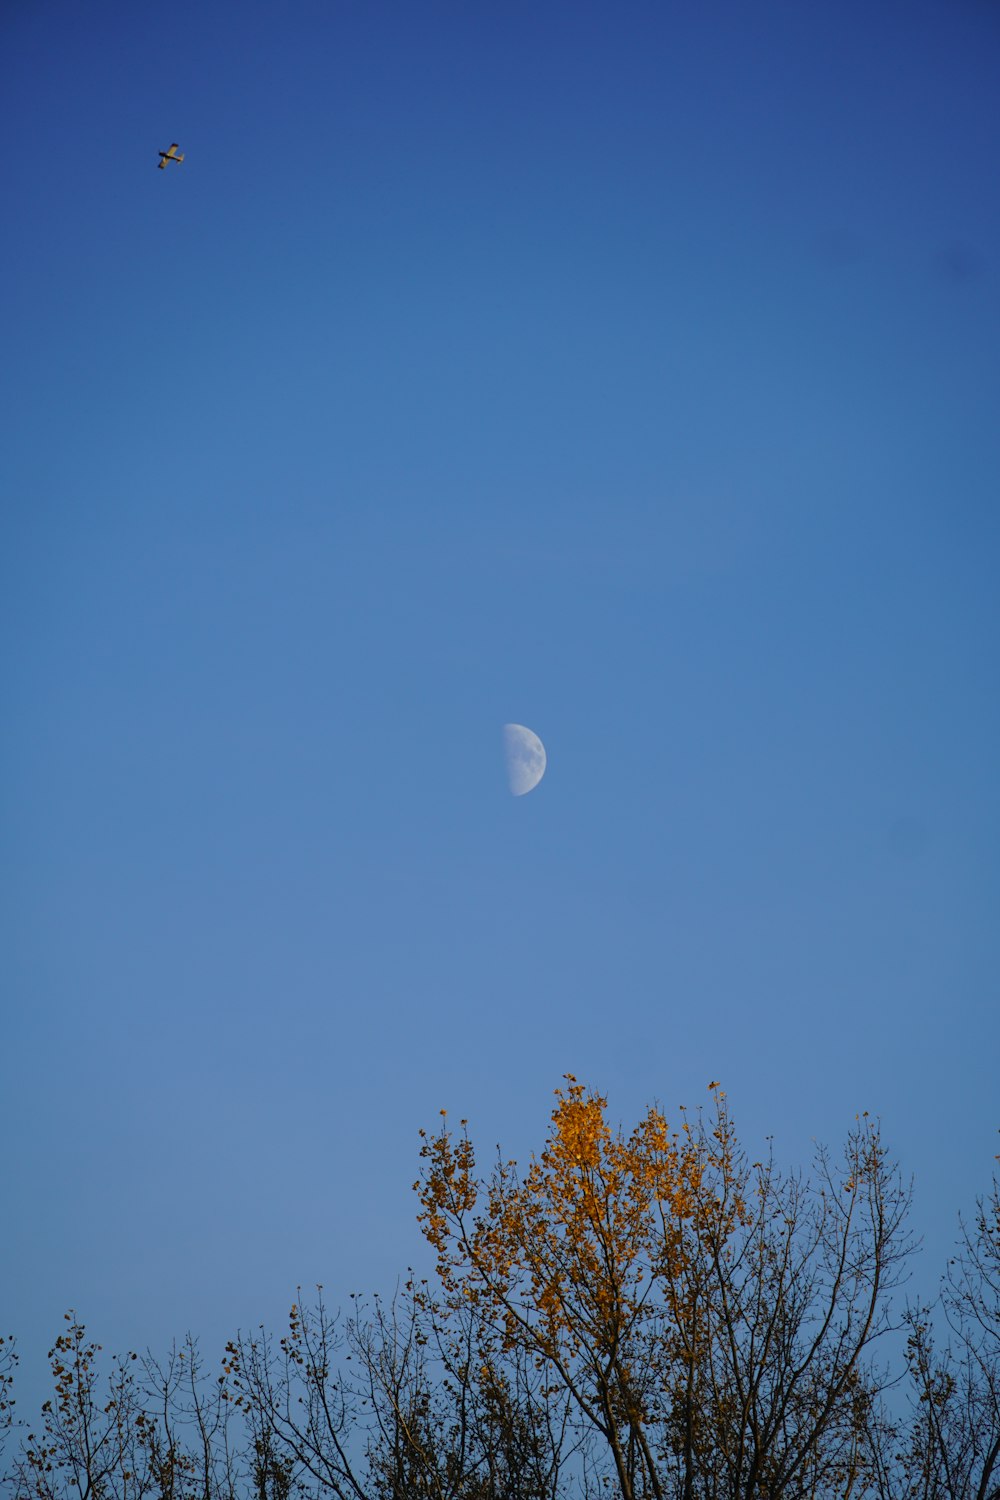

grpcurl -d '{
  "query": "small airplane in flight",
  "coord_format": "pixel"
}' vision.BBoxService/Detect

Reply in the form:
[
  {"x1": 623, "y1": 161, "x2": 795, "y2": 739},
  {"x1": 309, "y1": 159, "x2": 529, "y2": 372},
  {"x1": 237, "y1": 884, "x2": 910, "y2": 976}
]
[{"x1": 157, "y1": 143, "x2": 184, "y2": 170}]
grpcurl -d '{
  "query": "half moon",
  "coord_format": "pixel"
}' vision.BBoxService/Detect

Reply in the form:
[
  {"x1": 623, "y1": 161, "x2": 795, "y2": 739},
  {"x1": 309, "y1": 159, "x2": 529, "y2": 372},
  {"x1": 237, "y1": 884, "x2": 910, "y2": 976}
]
[{"x1": 503, "y1": 723, "x2": 547, "y2": 796}]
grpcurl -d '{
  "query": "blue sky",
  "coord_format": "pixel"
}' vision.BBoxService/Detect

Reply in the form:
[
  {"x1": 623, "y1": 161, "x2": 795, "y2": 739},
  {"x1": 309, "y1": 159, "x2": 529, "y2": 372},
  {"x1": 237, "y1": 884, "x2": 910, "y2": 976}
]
[{"x1": 2, "y1": 0, "x2": 998, "y2": 1398}]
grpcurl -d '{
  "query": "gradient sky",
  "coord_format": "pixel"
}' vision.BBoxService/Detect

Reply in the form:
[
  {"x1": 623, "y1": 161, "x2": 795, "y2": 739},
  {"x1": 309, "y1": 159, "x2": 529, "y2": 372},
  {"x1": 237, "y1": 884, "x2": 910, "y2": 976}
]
[{"x1": 2, "y1": 0, "x2": 998, "y2": 1406}]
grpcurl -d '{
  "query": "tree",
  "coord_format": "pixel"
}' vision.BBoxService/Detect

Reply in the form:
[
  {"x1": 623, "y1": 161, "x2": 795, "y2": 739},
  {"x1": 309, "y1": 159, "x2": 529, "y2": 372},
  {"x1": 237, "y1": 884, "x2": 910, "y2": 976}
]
[
  {"x1": 1, "y1": 1331, "x2": 18, "y2": 1478},
  {"x1": 882, "y1": 1171, "x2": 1000, "y2": 1500},
  {"x1": 9, "y1": 1081, "x2": 998, "y2": 1500},
  {"x1": 226, "y1": 1279, "x2": 576, "y2": 1500},
  {"x1": 9, "y1": 1317, "x2": 242, "y2": 1500},
  {"x1": 137, "y1": 1335, "x2": 244, "y2": 1500},
  {"x1": 225, "y1": 1290, "x2": 367, "y2": 1500},
  {"x1": 416, "y1": 1077, "x2": 913, "y2": 1500},
  {"x1": 11, "y1": 1313, "x2": 153, "y2": 1500}
]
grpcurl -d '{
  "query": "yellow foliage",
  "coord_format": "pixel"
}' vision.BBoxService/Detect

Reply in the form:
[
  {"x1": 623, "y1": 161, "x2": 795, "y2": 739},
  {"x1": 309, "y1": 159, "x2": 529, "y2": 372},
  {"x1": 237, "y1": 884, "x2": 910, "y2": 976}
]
[{"x1": 417, "y1": 1077, "x2": 748, "y2": 1373}]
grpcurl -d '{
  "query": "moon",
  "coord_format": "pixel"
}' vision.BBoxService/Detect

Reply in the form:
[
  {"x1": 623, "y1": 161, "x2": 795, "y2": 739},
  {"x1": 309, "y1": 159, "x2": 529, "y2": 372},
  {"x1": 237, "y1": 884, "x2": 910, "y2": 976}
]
[{"x1": 503, "y1": 723, "x2": 547, "y2": 796}]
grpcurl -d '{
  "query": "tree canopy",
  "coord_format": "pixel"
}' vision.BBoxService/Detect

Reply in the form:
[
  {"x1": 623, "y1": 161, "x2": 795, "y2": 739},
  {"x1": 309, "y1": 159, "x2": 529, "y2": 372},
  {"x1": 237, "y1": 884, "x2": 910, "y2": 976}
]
[{"x1": 3, "y1": 1080, "x2": 998, "y2": 1500}]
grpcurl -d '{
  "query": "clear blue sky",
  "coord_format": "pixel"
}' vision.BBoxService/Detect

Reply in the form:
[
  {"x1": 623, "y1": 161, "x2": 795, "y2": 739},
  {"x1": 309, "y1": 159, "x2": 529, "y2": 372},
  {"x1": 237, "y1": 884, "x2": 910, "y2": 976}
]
[{"x1": 2, "y1": 0, "x2": 998, "y2": 1399}]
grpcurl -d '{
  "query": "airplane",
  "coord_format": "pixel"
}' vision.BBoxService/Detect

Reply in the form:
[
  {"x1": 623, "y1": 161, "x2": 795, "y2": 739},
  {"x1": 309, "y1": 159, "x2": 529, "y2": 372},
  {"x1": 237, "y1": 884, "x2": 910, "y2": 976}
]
[{"x1": 157, "y1": 143, "x2": 184, "y2": 170}]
